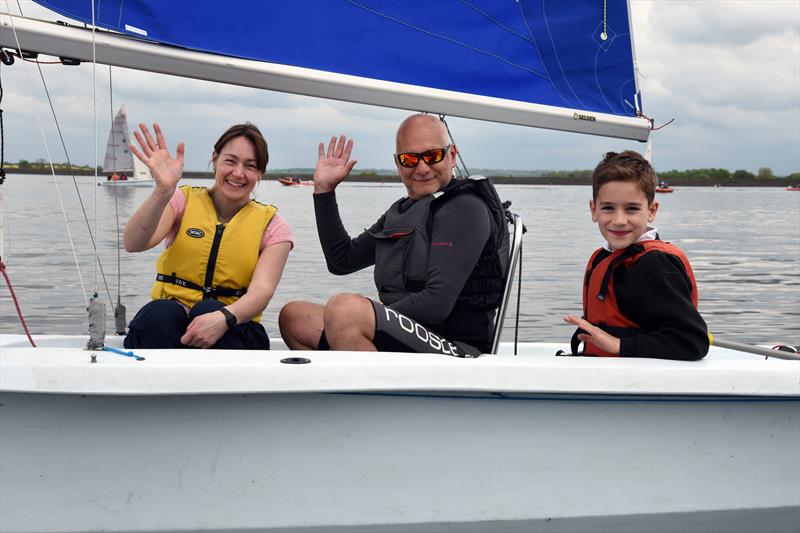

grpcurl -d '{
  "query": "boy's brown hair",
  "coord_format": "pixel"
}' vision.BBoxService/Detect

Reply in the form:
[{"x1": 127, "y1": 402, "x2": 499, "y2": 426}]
[{"x1": 592, "y1": 150, "x2": 657, "y2": 204}]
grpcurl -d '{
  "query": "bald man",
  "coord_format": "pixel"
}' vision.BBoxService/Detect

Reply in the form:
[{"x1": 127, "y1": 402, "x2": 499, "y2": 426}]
[{"x1": 279, "y1": 114, "x2": 509, "y2": 357}]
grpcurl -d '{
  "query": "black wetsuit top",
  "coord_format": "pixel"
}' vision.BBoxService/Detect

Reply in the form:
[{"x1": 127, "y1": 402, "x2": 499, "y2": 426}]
[
  {"x1": 593, "y1": 247, "x2": 709, "y2": 359},
  {"x1": 314, "y1": 180, "x2": 493, "y2": 348}
]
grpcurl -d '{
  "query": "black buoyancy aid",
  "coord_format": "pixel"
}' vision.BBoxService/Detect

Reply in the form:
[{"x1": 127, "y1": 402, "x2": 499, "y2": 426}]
[
  {"x1": 369, "y1": 176, "x2": 510, "y2": 311},
  {"x1": 575, "y1": 239, "x2": 699, "y2": 356}
]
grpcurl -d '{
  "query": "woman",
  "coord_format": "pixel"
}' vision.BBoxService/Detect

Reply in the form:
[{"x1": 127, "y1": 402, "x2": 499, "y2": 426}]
[{"x1": 123, "y1": 123, "x2": 292, "y2": 349}]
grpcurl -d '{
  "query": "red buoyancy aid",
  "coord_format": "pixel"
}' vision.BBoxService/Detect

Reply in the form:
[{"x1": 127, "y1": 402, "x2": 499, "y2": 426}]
[{"x1": 581, "y1": 240, "x2": 699, "y2": 357}]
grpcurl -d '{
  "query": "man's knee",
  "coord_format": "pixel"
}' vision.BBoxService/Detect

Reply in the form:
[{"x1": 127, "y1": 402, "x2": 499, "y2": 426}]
[
  {"x1": 279, "y1": 300, "x2": 324, "y2": 349},
  {"x1": 279, "y1": 301, "x2": 307, "y2": 334},
  {"x1": 323, "y1": 294, "x2": 374, "y2": 334}
]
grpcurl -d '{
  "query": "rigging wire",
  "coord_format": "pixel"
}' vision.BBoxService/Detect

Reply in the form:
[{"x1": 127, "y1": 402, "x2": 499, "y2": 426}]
[
  {"x1": 107, "y1": 66, "x2": 127, "y2": 334},
  {"x1": 4, "y1": 0, "x2": 91, "y2": 306},
  {"x1": 514, "y1": 246, "x2": 523, "y2": 355},
  {"x1": 108, "y1": 67, "x2": 122, "y2": 307},
  {"x1": 6, "y1": 0, "x2": 115, "y2": 309},
  {"x1": 91, "y1": 0, "x2": 99, "y2": 295},
  {"x1": 438, "y1": 114, "x2": 470, "y2": 179}
]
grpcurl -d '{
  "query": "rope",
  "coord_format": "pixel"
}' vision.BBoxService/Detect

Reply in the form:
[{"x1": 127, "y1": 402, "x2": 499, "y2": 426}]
[
  {"x1": 638, "y1": 111, "x2": 675, "y2": 131},
  {"x1": 0, "y1": 52, "x2": 5, "y2": 186},
  {"x1": 0, "y1": 261, "x2": 36, "y2": 347}
]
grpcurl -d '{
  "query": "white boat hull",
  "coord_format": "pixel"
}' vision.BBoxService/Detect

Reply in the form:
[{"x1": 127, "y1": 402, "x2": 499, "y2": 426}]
[
  {"x1": 99, "y1": 179, "x2": 153, "y2": 188},
  {"x1": 1, "y1": 335, "x2": 798, "y2": 532}
]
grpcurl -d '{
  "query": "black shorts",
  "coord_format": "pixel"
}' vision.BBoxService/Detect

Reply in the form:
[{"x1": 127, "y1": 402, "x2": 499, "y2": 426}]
[{"x1": 318, "y1": 299, "x2": 483, "y2": 358}]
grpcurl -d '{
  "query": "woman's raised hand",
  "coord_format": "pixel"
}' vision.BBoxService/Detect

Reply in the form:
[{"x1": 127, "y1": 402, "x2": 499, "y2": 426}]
[
  {"x1": 130, "y1": 123, "x2": 185, "y2": 193},
  {"x1": 313, "y1": 135, "x2": 357, "y2": 194}
]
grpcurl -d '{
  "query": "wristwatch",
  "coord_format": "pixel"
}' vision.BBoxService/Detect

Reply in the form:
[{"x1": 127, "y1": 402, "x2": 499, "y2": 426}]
[{"x1": 219, "y1": 307, "x2": 237, "y2": 329}]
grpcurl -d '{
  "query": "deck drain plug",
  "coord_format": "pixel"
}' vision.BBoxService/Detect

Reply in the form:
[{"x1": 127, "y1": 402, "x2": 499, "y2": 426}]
[{"x1": 281, "y1": 357, "x2": 311, "y2": 365}]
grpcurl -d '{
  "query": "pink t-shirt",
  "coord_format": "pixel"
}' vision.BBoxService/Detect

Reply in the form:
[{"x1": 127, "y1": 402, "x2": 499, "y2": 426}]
[{"x1": 164, "y1": 188, "x2": 293, "y2": 251}]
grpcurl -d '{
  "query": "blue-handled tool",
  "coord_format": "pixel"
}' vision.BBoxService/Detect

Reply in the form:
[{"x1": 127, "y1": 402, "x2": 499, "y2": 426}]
[{"x1": 103, "y1": 346, "x2": 145, "y2": 361}]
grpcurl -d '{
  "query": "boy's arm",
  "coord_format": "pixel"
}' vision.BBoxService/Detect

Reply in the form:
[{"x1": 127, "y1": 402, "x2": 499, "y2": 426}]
[{"x1": 617, "y1": 251, "x2": 709, "y2": 360}]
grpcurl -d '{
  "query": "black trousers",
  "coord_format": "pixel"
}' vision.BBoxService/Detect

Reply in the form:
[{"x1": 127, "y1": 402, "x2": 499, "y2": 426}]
[{"x1": 124, "y1": 298, "x2": 270, "y2": 350}]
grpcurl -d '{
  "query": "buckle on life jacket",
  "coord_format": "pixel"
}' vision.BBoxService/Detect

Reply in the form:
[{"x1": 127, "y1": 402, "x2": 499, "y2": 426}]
[{"x1": 156, "y1": 273, "x2": 247, "y2": 299}]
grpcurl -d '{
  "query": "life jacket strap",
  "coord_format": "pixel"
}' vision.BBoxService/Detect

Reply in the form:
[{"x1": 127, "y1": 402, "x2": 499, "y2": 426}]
[
  {"x1": 155, "y1": 273, "x2": 247, "y2": 299},
  {"x1": 597, "y1": 244, "x2": 643, "y2": 301},
  {"x1": 570, "y1": 326, "x2": 585, "y2": 355}
]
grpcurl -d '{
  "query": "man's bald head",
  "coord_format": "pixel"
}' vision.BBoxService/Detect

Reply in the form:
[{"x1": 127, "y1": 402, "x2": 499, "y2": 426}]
[{"x1": 395, "y1": 114, "x2": 449, "y2": 150}]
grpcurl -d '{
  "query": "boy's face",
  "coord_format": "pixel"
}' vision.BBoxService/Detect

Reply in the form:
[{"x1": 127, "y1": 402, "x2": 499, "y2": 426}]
[{"x1": 590, "y1": 181, "x2": 658, "y2": 251}]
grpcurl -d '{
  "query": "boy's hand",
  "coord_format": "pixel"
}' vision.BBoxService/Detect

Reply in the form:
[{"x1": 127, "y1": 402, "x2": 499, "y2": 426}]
[{"x1": 563, "y1": 315, "x2": 621, "y2": 355}]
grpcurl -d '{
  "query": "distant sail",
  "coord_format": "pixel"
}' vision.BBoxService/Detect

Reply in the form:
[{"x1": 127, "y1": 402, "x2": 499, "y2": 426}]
[
  {"x1": 101, "y1": 105, "x2": 152, "y2": 186},
  {"x1": 102, "y1": 105, "x2": 134, "y2": 174}
]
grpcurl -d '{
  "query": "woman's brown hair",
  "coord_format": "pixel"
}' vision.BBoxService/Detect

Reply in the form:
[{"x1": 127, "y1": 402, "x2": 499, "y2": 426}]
[{"x1": 212, "y1": 123, "x2": 269, "y2": 173}]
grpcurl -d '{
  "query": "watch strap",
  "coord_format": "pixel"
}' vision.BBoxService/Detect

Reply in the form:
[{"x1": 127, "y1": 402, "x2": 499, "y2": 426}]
[{"x1": 219, "y1": 307, "x2": 237, "y2": 329}]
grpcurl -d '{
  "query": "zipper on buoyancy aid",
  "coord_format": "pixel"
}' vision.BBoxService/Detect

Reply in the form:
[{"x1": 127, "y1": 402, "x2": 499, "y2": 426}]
[{"x1": 201, "y1": 223, "x2": 225, "y2": 299}]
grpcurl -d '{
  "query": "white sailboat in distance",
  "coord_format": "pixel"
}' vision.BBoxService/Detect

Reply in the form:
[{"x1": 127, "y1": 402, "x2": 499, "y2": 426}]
[{"x1": 100, "y1": 104, "x2": 152, "y2": 187}]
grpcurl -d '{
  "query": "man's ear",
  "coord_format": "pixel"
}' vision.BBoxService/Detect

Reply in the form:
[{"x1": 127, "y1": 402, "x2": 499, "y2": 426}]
[{"x1": 589, "y1": 199, "x2": 598, "y2": 222}]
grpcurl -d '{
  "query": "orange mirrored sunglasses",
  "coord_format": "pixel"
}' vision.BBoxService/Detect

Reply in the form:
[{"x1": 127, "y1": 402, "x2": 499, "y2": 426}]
[{"x1": 395, "y1": 145, "x2": 451, "y2": 168}]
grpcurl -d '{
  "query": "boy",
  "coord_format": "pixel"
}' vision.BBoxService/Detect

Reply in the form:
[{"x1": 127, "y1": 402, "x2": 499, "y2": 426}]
[{"x1": 563, "y1": 151, "x2": 709, "y2": 360}]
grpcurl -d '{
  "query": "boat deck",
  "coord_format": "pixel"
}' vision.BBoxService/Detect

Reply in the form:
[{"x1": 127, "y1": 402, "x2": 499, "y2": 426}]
[{"x1": 2, "y1": 334, "x2": 797, "y2": 398}]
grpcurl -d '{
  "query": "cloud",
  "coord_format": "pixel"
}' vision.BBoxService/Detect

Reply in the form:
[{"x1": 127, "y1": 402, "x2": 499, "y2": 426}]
[
  {"x1": 2, "y1": 0, "x2": 799, "y2": 175},
  {"x1": 640, "y1": 1, "x2": 799, "y2": 47}
]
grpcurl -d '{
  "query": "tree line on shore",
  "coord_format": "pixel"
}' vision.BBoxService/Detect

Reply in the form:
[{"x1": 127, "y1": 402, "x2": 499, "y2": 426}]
[{"x1": 6, "y1": 160, "x2": 799, "y2": 186}]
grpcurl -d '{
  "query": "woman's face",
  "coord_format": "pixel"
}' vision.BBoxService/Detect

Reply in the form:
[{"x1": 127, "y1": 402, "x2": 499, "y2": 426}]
[{"x1": 212, "y1": 136, "x2": 261, "y2": 203}]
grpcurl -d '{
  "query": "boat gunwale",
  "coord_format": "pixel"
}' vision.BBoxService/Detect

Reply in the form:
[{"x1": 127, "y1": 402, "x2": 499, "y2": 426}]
[{"x1": 2, "y1": 335, "x2": 798, "y2": 398}]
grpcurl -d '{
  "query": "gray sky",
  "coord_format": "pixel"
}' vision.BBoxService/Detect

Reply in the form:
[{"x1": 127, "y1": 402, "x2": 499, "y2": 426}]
[{"x1": 2, "y1": 1, "x2": 799, "y2": 175}]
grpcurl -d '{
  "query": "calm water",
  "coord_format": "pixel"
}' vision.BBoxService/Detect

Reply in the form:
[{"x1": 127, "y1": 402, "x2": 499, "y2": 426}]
[{"x1": 1, "y1": 175, "x2": 799, "y2": 346}]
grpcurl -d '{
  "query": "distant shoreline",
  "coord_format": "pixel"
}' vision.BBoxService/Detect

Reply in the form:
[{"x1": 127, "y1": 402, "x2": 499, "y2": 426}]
[{"x1": 5, "y1": 168, "x2": 798, "y2": 187}]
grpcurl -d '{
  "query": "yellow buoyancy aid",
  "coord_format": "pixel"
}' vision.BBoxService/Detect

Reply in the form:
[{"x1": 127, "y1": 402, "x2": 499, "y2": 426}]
[{"x1": 150, "y1": 186, "x2": 276, "y2": 322}]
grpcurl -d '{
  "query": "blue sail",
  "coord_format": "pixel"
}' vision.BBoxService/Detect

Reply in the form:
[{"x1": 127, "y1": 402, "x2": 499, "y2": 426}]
[
  {"x1": 9, "y1": 1, "x2": 648, "y2": 139},
  {"x1": 34, "y1": 0, "x2": 642, "y2": 118}
]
